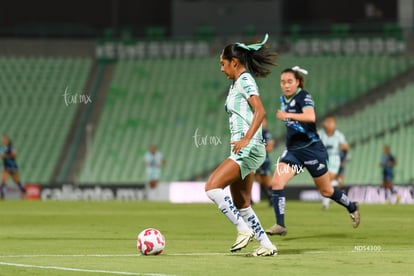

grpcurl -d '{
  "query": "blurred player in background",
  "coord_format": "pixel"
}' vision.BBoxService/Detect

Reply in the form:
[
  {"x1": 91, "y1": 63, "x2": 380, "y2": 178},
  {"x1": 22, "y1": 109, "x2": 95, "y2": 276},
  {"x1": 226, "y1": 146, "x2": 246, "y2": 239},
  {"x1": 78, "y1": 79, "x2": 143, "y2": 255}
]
[
  {"x1": 1, "y1": 135, "x2": 26, "y2": 199},
  {"x1": 205, "y1": 34, "x2": 278, "y2": 256},
  {"x1": 266, "y1": 67, "x2": 360, "y2": 236},
  {"x1": 255, "y1": 117, "x2": 275, "y2": 206},
  {"x1": 336, "y1": 147, "x2": 349, "y2": 187},
  {"x1": 379, "y1": 145, "x2": 397, "y2": 202},
  {"x1": 144, "y1": 144, "x2": 164, "y2": 189},
  {"x1": 318, "y1": 116, "x2": 350, "y2": 210}
]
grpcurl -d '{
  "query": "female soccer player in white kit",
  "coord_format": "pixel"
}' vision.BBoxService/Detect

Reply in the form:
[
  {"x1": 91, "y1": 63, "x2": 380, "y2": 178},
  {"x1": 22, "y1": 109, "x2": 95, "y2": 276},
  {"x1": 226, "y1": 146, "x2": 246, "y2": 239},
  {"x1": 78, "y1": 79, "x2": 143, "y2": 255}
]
[
  {"x1": 318, "y1": 116, "x2": 350, "y2": 209},
  {"x1": 205, "y1": 34, "x2": 278, "y2": 257}
]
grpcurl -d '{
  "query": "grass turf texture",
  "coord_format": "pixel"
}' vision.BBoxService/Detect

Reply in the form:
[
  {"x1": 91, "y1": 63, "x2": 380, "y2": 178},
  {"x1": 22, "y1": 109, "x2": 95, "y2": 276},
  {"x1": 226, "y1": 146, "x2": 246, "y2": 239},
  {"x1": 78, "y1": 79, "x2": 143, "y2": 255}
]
[{"x1": 0, "y1": 200, "x2": 413, "y2": 275}]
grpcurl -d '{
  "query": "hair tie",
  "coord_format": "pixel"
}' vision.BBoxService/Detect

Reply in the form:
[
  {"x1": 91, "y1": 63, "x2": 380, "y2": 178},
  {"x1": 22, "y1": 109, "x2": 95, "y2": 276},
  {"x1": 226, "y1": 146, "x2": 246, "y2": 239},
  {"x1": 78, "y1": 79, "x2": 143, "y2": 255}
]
[
  {"x1": 292, "y1": 66, "x2": 308, "y2": 75},
  {"x1": 235, "y1": 33, "x2": 269, "y2": 51}
]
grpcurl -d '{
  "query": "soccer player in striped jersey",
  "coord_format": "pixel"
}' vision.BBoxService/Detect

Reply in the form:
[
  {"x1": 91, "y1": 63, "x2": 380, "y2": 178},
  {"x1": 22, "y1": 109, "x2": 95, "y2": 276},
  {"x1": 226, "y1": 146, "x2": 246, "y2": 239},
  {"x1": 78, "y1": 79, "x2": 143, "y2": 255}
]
[
  {"x1": 144, "y1": 144, "x2": 164, "y2": 189},
  {"x1": 318, "y1": 116, "x2": 350, "y2": 209},
  {"x1": 265, "y1": 67, "x2": 360, "y2": 236},
  {"x1": 205, "y1": 34, "x2": 278, "y2": 256},
  {"x1": 1, "y1": 135, "x2": 26, "y2": 199}
]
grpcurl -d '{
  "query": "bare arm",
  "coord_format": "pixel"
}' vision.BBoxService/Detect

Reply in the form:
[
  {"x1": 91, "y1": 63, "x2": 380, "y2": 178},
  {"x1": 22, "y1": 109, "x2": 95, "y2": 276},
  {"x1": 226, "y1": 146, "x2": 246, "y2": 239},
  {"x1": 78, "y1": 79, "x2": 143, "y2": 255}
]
[
  {"x1": 265, "y1": 139, "x2": 275, "y2": 152},
  {"x1": 340, "y1": 143, "x2": 350, "y2": 151}
]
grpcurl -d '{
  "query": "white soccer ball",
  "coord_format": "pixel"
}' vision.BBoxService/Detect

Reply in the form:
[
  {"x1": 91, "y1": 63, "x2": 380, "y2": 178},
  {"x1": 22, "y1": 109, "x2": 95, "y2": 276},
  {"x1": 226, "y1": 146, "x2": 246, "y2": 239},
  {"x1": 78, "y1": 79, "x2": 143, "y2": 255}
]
[{"x1": 137, "y1": 228, "x2": 165, "y2": 255}]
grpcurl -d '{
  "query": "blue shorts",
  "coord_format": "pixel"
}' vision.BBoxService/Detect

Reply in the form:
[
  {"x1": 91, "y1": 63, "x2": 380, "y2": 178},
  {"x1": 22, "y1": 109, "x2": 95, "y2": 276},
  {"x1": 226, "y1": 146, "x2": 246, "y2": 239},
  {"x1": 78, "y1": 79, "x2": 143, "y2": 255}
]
[
  {"x1": 256, "y1": 156, "x2": 272, "y2": 176},
  {"x1": 3, "y1": 166, "x2": 18, "y2": 174},
  {"x1": 383, "y1": 173, "x2": 393, "y2": 182},
  {"x1": 279, "y1": 141, "x2": 328, "y2": 178}
]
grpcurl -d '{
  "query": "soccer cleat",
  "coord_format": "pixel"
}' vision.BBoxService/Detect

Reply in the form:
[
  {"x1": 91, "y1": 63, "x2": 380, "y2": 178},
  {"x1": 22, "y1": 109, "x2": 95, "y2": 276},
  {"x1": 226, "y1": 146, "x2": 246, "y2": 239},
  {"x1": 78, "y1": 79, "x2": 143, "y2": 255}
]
[
  {"x1": 350, "y1": 202, "x2": 360, "y2": 228},
  {"x1": 230, "y1": 230, "x2": 255, "y2": 252},
  {"x1": 246, "y1": 245, "x2": 278, "y2": 257},
  {"x1": 265, "y1": 224, "x2": 288, "y2": 236}
]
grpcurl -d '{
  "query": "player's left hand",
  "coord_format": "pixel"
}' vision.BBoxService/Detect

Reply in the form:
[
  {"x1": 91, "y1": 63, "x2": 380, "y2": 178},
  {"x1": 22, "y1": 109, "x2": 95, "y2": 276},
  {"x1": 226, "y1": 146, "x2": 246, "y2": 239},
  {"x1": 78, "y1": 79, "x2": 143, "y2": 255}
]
[
  {"x1": 231, "y1": 137, "x2": 250, "y2": 155},
  {"x1": 276, "y1": 110, "x2": 288, "y2": 121}
]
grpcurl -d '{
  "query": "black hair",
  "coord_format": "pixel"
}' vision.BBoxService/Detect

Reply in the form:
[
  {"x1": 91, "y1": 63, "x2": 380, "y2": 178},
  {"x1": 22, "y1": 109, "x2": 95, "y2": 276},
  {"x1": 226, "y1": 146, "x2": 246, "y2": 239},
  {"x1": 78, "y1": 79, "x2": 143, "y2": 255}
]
[
  {"x1": 281, "y1": 68, "x2": 305, "y2": 89},
  {"x1": 221, "y1": 41, "x2": 277, "y2": 78}
]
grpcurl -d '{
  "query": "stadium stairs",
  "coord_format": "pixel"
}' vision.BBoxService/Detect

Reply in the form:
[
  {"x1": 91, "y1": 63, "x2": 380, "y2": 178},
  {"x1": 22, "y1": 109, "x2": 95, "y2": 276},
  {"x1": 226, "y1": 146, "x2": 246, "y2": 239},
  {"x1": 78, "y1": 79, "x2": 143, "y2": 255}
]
[{"x1": 51, "y1": 61, "x2": 115, "y2": 183}]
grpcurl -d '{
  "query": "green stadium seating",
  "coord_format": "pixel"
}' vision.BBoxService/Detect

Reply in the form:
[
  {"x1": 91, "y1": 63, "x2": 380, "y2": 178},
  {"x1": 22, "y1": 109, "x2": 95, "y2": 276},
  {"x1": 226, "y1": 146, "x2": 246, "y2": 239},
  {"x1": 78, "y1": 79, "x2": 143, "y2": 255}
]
[
  {"x1": 0, "y1": 57, "x2": 92, "y2": 183},
  {"x1": 77, "y1": 55, "x2": 413, "y2": 184}
]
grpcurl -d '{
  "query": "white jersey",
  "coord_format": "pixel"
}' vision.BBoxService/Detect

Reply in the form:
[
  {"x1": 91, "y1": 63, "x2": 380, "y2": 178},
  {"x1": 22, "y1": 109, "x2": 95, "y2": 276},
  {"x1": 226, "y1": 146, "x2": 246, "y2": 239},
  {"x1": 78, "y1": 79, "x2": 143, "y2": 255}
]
[
  {"x1": 144, "y1": 151, "x2": 163, "y2": 169},
  {"x1": 224, "y1": 72, "x2": 262, "y2": 144},
  {"x1": 318, "y1": 129, "x2": 347, "y2": 174},
  {"x1": 144, "y1": 151, "x2": 163, "y2": 181},
  {"x1": 318, "y1": 129, "x2": 347, "y2": 158}
]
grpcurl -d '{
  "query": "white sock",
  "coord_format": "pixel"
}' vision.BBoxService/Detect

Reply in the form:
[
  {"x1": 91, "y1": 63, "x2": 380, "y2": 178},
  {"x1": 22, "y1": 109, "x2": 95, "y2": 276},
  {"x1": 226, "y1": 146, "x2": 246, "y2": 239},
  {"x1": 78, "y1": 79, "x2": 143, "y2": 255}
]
[
  {"x1": 322, "y1": 196, "x2": 331, "y2": 207},
  {"x1": 206, "y1": 189, "x2": 250, "y2": 233},
  {"x1": 239, "y1": 206, "x2": 275, "y2": 249}
]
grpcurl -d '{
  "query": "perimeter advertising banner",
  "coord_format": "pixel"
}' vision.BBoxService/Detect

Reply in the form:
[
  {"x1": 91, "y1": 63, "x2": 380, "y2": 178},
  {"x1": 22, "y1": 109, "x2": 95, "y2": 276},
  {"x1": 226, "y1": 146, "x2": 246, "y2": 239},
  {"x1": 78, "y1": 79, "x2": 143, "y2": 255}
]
[
  {"x1": 34, "y1": 183, "x2": 414, "y2": 204},
  {"x1": 297, "y1": 185, "x2": 414, "y2": 204}
]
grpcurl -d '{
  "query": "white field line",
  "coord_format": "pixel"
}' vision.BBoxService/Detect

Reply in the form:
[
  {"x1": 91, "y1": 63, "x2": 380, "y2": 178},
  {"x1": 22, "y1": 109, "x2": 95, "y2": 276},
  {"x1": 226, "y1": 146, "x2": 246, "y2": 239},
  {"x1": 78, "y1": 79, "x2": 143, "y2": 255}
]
[
  {"x1": 0, "y1": 261, "x2": 175, "y2": 276},
  {"x1": 0, "y1": 249, "x2": 412, "y2": 259},
  {"x1": 0, "y1": 249, "x2": 413, "y2": 259}
]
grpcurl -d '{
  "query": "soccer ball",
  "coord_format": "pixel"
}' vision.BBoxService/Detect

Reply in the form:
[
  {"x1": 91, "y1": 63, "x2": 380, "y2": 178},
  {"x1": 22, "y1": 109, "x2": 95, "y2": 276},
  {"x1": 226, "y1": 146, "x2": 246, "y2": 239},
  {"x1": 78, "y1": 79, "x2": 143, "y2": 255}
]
[{"x1": 137, "y1": 228, "x2": 165, "y2": 255}]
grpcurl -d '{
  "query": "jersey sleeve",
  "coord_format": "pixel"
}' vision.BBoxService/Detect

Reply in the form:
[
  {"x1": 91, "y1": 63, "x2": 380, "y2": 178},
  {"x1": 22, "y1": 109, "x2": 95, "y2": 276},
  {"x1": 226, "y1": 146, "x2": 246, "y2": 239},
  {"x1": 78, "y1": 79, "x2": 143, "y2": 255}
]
[
  {"x1": 317, "y1": 129, "x2": 323, "y2": 137},
  {"x1": 239, "y1": 74, "x2": 259, "y2": 99},
  {"x1": 337, "y1": 131, "x2": 348, "y2": 145},
  {"x1": 144, "y1": 153, "x2": 150, "y2": 164},
  {"x1": 301, "y1": 92, "x2": 315, "y2": 109}
]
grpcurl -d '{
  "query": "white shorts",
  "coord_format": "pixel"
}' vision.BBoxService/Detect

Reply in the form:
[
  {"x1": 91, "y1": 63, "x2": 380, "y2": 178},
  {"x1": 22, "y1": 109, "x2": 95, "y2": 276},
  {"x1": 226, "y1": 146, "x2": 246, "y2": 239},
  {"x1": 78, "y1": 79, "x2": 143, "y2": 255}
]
[
  {"x1": 229, "y1": 143, "x2": 266, "y2": 179},
  {"x1": 146, "y1": 168, "x2": 161, "y2": 181},
  {"x1": 327, "y1": 155, "x2": 340, "y2": 175}
]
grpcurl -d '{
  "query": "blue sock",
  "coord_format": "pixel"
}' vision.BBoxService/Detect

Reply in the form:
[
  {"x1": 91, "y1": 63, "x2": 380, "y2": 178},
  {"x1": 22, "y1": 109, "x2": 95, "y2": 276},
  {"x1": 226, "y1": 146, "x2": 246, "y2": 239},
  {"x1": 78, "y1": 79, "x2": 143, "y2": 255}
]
[
  {"x1": 329, "y1": 187, "x2": 356, "y2": 213},
  {"x1": 0, "y1": 183, "x2": 5, "y2": 199},
  {"x1": 271, "y1": 189, "x2": 286, "y2": 227}
]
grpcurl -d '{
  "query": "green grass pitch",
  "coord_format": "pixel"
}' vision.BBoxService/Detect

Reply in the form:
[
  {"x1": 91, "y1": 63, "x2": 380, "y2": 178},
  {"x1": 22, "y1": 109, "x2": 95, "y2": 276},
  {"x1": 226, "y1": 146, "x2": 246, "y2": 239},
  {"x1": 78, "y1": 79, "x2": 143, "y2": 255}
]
[{"x1": 0, "y1": 200, "x2": 413, "y2": 275}]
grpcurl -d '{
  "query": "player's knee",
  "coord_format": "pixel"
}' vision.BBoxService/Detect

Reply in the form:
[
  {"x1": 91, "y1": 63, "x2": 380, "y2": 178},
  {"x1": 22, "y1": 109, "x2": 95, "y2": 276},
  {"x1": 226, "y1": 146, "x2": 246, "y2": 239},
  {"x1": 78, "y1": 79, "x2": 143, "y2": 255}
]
[
  {"x1": 319, "y1": 187, "x2": 333, "y2": 197},
  {"x1": 270, "y1": 179, "x2": 284, "y2": 190}
]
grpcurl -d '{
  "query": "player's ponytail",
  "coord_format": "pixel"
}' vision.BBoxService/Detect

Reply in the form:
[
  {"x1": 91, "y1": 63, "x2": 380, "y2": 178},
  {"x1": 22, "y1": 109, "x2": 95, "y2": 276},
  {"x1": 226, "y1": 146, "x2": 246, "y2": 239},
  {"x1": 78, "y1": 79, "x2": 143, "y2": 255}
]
[{"x1": 221, "y1": 33, "x2": 277, "y2": 78}]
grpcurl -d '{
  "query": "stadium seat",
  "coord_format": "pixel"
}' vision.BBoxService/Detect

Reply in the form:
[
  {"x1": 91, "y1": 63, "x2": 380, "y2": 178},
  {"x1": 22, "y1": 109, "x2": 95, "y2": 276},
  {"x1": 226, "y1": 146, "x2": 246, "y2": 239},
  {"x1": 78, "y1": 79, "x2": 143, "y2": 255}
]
[
  {"x1": 0, "y1": 57, "x2": 92, "y2": 183},
  {"x1": 77, "y1": 56, "x2": 414, "y2": 184}
]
